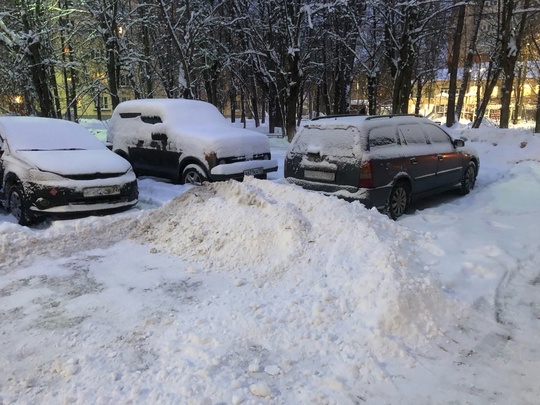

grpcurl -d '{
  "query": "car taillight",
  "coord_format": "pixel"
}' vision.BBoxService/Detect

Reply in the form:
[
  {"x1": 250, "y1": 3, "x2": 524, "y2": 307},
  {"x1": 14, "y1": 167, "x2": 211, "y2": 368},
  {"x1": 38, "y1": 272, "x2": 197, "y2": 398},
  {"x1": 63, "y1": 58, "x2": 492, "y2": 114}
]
[{"x1": 359, "y1": 160, "x2": 374, "y2": 188}]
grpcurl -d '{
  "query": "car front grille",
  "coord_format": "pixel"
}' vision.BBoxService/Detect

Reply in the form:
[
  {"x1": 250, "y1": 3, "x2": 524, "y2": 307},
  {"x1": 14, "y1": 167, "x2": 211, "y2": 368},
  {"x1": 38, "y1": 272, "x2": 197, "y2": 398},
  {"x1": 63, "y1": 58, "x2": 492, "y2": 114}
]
[
  {"x1": 70, "y1": 195, "x2": 131, "y2": 205},
  {"x1": 63, "y1": 173, "x2": 126, "y2": 180},
  {"x1": 222, "y1": 153, "x2": 267, "y2": 164}
]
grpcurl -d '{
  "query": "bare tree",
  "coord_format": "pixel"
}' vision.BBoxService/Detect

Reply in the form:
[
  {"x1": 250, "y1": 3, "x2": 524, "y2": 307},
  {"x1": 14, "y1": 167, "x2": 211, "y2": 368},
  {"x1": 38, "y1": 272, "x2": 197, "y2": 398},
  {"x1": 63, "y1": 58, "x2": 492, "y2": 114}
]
[
  {"x1": 0, "y1": 0, "x2": 61, "y2": 117},
  {"x1": 446, "y1": 2, "x2": 466, "y2": 127},
  {"x1": 456, "y1": 0, "x2": 486, "y2": 121}
]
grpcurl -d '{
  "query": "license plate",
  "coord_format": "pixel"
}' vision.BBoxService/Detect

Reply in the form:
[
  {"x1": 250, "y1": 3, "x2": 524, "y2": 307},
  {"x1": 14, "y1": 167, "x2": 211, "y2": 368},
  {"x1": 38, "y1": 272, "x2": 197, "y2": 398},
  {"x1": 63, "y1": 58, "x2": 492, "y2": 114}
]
[
  {"x1": 304, "y1": 170, "x2": 335, "y2": 182},
  {"x1": 244, "y1": 167, "x2": 264, "y2": 176},
  {"x1": 83, "y1": 186, "x2": 121, "y2": 197}
]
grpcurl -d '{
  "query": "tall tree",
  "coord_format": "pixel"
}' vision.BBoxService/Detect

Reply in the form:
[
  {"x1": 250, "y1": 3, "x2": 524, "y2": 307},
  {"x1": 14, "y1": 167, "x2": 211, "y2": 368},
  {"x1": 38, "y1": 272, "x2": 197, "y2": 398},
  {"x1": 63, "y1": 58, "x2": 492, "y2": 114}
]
[
  {"x1": 380, "y1": 0, "x2": 451, "y2": 114},
  {"x1": 472, "y1": 0, "x2": 532, "y2": 128},
  {"x1": 456, "y1": 0, "x2": 486, "y2": 121},
  {"x1": 85, "y1": 0, "x2": 124, "y2": 109},
  {"x1": 0, "y1": 0, "x2": 61, "y2": 117},
  {"x1": 446, "y1": 2, "x2": 466, "y2": 127},
  {"x1": 499, "y1": 0, "x2": 531, "y2": 128}
]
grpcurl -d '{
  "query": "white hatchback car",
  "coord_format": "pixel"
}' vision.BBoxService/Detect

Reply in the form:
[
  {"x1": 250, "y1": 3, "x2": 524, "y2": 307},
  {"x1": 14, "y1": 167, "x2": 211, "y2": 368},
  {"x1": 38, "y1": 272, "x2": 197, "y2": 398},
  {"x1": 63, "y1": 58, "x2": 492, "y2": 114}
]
[
  {"x1": 0, "y1": 117, "x2": 138, "y2": 225},
  {"x1": 107, "y1": 99, "x2": 278, "y2": 184}
]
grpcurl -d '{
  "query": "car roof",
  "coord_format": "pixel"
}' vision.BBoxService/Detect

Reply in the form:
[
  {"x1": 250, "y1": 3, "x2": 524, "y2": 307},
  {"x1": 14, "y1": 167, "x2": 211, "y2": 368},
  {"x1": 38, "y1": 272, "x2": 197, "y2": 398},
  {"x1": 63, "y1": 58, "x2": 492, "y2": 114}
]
[
  {"x1": 0, "y1": 116, "x2": 106, "y2": 151},
  {"x1": 114, "y1": 98, "x2": 227, "y2": 124},
  {"x1": 307, "y1": 114, "x2": 435, "y2": 128}
]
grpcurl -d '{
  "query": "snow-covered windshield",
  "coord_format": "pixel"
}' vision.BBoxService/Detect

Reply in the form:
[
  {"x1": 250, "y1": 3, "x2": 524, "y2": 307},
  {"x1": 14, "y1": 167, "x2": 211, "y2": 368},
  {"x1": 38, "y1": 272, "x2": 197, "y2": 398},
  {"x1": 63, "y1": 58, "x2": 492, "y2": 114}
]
[
  {"x1": 291, "y1": 125, "x2": 360, "y2": 157},
  {"x1": 0, "y1": 117, "x2": 107, "y2": 151}
]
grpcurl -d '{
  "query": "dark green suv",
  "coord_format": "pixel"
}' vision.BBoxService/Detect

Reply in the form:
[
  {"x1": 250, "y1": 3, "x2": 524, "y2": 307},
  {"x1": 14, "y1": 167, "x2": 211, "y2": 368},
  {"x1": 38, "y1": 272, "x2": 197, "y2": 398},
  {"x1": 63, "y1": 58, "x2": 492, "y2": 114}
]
[{"x1": 284, "y1": 115, "x2": 479, "y2": 219}]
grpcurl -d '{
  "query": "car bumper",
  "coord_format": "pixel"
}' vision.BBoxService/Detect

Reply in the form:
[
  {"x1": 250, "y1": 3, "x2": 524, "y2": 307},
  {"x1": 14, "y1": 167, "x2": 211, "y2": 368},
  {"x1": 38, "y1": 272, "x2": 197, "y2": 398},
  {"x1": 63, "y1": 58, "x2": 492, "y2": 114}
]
[
  {"x1": 285, "y1": 178, "x2": 391, "y2": 209},
  {"x1": 24, "y1": 178, "x2": 139, "y2": 215},
  {"x1": 210, "y1": 159, "x2": 278, "y2": 181}
]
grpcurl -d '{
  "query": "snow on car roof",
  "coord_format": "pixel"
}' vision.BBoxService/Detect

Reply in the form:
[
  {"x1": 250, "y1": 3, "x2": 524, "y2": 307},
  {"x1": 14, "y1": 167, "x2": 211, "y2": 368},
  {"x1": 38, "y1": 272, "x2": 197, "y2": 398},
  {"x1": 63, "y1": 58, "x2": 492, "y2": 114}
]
[
  {"x1": 307, "y1": 114, "x2": 433, "y2": 129},
  {"x1": 113, "y1": 99, "x2": 228, "y2": 126},
  {"x1": 0, "y1": 116, "x2": 107, "y2": 151}
]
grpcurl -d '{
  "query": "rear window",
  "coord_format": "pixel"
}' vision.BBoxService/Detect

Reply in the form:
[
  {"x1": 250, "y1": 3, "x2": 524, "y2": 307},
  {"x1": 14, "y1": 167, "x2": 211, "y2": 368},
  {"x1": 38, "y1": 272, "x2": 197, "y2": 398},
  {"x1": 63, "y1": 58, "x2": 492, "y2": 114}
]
[{"x1": 291, "y1": 125, "x2": 359, "y2": 157}]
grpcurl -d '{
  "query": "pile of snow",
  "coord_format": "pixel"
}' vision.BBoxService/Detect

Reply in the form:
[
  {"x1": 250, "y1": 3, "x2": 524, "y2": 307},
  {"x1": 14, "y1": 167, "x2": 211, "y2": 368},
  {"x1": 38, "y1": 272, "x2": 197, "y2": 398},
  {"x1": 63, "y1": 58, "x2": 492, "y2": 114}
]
[{"x1": 136, "y1": 178, "x2": 454, "y2": 355}]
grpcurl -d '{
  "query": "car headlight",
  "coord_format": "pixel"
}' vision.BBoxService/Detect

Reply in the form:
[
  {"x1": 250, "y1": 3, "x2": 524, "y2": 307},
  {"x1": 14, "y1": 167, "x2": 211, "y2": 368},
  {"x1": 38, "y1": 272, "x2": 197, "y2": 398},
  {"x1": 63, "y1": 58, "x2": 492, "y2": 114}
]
[{"x1": 27, "y1": 168, "x2": 63, "y2": 182}]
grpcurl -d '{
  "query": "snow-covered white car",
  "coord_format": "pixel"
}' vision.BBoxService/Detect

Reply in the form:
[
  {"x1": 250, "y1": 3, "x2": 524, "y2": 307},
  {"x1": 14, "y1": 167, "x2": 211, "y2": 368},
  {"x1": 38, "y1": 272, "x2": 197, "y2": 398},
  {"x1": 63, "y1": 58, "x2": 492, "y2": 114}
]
[
  {"x1": 107, "y1": 99, "x2": 278, "y2": 184},
  {"x1": 0, "y1": 117, "x2": 138, "y2": 225}
]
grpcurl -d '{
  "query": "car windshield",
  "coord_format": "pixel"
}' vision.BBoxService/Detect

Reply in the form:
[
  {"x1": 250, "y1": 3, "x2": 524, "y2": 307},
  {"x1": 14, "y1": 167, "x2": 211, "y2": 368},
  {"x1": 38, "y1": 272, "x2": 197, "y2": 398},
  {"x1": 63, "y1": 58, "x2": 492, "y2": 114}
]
[
  {"x1": 291, "y1": 125, "x2": 359, "y2": 157},
  {"x1": 0, "y1": 118, "x2": 107, "y2": 152}
]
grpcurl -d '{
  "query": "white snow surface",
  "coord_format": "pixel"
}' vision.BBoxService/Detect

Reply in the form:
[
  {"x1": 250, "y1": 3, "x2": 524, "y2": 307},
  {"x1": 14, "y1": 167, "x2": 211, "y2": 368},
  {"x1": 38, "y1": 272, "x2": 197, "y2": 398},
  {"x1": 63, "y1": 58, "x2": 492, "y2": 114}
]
[
  {"x1": 0, "y1": 117, "x2": 107, "y2": 151},
  {"x1": 17, "y1": 150, "x2": 131, "y2": 176},
  {"x1": 1, "y1": 123, "x2": 540, "y2": 404}
]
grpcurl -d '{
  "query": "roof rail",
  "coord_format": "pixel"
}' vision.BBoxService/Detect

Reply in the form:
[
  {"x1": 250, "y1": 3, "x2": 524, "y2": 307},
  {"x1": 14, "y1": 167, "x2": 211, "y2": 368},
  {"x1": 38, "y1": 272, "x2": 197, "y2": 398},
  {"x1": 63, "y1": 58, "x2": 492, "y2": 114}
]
[
  {"x1": 365, "y1": 114, "x2": 424, "y2": 120},
  {"x1": 311, "y1": 114, "x2": 355, "y2": 121},
  {"x1": 311, "y1": 113, "x2": 425, "y2": 122}
]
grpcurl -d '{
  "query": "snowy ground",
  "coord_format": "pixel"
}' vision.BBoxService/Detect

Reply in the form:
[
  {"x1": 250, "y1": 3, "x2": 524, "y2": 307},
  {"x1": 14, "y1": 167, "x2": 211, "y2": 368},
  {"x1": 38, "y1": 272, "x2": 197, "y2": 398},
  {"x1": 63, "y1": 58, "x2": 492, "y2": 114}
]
[{"x1": 1, "y1": 124, "x2": 540, "y2": 404}]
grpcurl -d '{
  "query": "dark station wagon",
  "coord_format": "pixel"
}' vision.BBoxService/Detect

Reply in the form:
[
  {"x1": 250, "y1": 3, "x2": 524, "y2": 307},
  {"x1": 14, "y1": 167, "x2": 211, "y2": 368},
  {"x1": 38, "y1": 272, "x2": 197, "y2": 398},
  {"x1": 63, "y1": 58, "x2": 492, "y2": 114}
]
[{"x1": 284, "y1": 115, "x2": 479, "y2": 219}]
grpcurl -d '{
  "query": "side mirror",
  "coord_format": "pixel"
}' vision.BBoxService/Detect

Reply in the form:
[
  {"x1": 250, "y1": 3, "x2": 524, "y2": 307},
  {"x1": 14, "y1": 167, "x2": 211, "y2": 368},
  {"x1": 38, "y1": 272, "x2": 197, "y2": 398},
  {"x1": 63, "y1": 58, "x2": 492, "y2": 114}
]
[{"x1": 453, "y1": 139, "x2": 465, "y2": 148}]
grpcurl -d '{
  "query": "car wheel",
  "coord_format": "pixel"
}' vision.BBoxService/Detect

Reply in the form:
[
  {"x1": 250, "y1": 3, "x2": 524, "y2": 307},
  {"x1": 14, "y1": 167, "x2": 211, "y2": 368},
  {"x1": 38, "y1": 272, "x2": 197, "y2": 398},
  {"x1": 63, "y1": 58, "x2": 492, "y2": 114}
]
[
  {"x1": 182, "y1": 164, "x2": 207, "y2": 185},
  {"x1": 386, "y1": 182, "x2": 410, "y2": 220},
  {"x1": 459, "y1": 161, "x2": 477, "y2": 195},
  {"x1": 8, "y1": 184, "x2": 31, "y2": 226}
]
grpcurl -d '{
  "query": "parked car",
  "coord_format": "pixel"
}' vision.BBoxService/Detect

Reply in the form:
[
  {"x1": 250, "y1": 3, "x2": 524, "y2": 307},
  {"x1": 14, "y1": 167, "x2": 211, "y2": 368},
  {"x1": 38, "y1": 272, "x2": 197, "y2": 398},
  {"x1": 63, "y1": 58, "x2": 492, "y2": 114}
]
[
  {"x1": 284, "y1": 114, "x2": 479, "y2": 219},
  {"x1": 0, "y1": 117, "x2": 138, "y2": 225},
  {"x1": 107, "y1": 99, "x2": 278, "y2": 184}
]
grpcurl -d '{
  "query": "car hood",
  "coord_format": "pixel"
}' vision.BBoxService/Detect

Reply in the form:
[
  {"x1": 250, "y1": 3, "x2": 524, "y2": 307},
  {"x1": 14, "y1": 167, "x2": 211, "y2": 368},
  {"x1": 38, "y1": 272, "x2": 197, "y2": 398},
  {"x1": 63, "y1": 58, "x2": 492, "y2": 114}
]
[
  {"x1": 164, "y1": 123, "x2": 271, "y2": 156},
  {"x1": 16, "y1": 149, "x2": 132, "y2": 176}
]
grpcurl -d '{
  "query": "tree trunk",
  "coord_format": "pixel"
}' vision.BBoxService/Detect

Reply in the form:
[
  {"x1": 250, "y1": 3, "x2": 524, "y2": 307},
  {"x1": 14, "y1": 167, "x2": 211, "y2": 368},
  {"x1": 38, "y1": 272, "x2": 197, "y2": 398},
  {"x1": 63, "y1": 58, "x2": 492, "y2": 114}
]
[
  {"x1": 367, "y1": 73, "x2": 378, "y2": 115},
  {"x1": 415, "y1": 80, "x2": 423, "y2": 115},
  {"x1": 472, "y1": 70, "x2": 500, "y2": 128},
  {"x1": 240, "y1": 86, "x2": 246, "y2": 128},
  {"x1": 456, "y1": 0, "x2": 485, "y2": 121},
  {"x1": 250, "y1": 75, "x2": 260, "y2": 127},
  {"x1": 512, "y1": 63, "x2": 525, "y2": 124},
  {"x1": 229, "y1": 86, "x2": 236, "y2": 123},
  {"x1": 446, "y1": 3, "x2": 466, "y2": 128},
  {"x1": 535, "y1": 86, "x2": 540, "y2": 133},
  {"x1": 268, "y1": 95, "x2": 276, "y2": 134},
  {"x1": 499, "y1": 0, "x2": 530, "y2": 128}
]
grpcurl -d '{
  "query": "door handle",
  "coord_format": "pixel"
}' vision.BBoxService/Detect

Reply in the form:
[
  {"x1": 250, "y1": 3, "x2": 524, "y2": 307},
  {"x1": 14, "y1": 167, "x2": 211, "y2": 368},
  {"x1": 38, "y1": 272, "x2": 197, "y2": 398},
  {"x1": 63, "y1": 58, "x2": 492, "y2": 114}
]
[
  {"x1": 437, "y1": 154, "x2": 443, "y2": 161},
  {"x1": 410, "y1": 157, "x2": 418, "y2": 165}
]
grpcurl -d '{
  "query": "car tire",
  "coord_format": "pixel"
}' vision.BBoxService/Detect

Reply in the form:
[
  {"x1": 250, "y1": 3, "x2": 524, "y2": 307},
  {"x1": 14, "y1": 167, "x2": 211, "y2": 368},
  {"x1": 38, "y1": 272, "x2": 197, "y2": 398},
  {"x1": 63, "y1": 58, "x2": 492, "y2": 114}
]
[
  {"x1": 8, "y1": 184, "x2": 32, "y2": 226},
  {"x1": 386, "y1": 181, "x2": 410, "y2": 220},
  {"x1": 459, "y1": 161, "x2": 477, "y2": 195},
  {"x1": 182, "y1": 164, "x2": 207, "y2": 185}
]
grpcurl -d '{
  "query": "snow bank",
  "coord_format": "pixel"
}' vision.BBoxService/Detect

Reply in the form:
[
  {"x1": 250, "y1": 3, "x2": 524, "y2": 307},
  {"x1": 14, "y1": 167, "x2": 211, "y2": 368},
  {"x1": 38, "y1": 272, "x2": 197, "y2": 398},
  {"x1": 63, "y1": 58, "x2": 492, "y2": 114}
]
[{"x1": 136, "y1": 178, "x2": 454, "y2": 358}]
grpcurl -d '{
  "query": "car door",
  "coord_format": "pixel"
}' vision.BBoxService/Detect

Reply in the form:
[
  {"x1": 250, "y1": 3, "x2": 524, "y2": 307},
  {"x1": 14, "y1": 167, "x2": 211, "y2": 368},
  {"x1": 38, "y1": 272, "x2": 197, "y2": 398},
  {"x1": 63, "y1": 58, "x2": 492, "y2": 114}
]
[
  {"x1": 422, "y1": 124, "x2": 464, "y2": 187},
  {"x1": 125, "y1": 115, "x2": 181, "y2": 178},
  {"x1": 398, "y1": 123, "x2": 438, "y2": 194},
  {"x1": 367, "y1": 125, "x2": 407, "y2": 187}
]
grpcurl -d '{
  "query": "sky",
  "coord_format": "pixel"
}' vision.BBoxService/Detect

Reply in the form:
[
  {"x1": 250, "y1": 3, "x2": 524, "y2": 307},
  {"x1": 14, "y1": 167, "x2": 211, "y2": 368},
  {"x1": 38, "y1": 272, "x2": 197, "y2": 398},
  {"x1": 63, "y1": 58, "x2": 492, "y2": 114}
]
[{"x1": 1, "y1": 122, "x2": 540, "y2": 404}]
